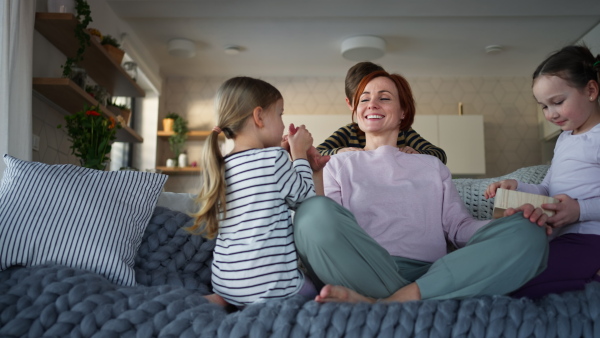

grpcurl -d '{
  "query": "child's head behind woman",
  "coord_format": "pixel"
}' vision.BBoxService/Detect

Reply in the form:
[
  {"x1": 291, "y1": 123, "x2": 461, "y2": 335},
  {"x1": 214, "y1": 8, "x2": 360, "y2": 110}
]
[{"x1": 188, "y1": 76, "x2": 283, "y2": 238}]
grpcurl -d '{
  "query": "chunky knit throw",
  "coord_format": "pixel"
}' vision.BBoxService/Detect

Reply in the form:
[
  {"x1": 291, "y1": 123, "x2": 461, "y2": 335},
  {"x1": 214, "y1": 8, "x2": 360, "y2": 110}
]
[{"x1": 2, "y1": 165, "x2": 600, "y2": 337}]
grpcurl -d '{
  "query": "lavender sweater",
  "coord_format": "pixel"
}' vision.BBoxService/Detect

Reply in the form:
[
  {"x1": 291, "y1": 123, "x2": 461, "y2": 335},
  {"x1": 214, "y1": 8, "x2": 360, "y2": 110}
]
[
  {"x1": 323, "y1": 145, "x2": 489, "y2": 263},
  {"x1": 517, "y1": 124, "x2": 600, "y2": 237}
]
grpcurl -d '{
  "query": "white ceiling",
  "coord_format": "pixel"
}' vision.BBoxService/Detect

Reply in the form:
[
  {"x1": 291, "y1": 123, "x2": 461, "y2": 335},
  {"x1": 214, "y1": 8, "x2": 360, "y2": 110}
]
[{"x1": 106, "y1": 0, "x2": 600, "y2": 79}]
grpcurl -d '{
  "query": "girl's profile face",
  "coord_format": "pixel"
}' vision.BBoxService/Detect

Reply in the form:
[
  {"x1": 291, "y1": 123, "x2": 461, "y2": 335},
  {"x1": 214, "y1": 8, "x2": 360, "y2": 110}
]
[
  {"x1": 355, "y1": 76, "x2": 404, "y2": 135},
  {"x1": 262, "y1": 98, "x2": 285, "y2": 147},
  {"x1": 533, "y1": 75, "x2": 599, "y2": 135}
]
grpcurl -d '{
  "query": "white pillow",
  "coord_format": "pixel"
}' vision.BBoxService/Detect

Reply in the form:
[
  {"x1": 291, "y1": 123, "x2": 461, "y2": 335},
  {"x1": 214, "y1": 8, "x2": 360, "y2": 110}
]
[{"x1": 0, "y1": 155, "x2": 167, "y2": 286}]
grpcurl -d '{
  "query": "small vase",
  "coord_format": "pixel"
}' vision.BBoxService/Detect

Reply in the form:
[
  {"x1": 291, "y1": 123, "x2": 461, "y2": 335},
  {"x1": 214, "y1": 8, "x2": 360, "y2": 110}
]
[
  {"x1": 47, "y1": 0, "x2": 75, "y2": 13},
  {"x1": 178, "y1": 152, "x2": 188, "y2": 168},
  {"x1": 69, "y1": 67, "x2": 87, "y2": 89},
  {"x1": 123, "y1": 61, "x2": 138, "y2": 81},
  {"x1": 163, "y1": 118, "x2": 174, "y2": 132},
  {"x1": 116, "y1": 108, "x2": 132, "y2": 126}
]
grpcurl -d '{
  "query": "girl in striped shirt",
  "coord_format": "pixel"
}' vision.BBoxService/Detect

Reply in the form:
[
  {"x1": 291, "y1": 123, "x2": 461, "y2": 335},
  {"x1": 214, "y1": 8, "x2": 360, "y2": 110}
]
[{"x1": 187, "y1": 76, "x2": 328, "y2": 306}]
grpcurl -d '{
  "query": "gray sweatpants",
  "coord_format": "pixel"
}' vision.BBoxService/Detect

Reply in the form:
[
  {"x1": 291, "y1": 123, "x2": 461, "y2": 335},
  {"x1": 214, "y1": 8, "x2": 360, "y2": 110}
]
[{"x1": 293, "y1": 196, "x2": 548, "y2": 300}]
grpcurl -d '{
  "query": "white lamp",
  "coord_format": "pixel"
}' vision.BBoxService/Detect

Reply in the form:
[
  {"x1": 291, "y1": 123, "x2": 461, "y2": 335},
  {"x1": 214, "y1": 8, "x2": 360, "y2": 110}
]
[
  {"x1": 341, "y1": 36, "x2": 386, "y2": 61},
  {"x1": 168, "y1": 38, "x2": 196, "y2": 58}
]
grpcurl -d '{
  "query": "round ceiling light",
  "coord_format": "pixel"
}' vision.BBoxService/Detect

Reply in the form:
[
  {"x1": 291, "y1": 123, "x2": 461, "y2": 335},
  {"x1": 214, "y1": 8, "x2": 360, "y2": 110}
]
[
  {"x1": 484, "y1": 45, "x2": 504, "y2": 54},
  {"x1": 168, "y1": 38, "x2": 196, "y2": 58},
  {"x1": 341, "y1": 35, "x2": 386, "y2": 61},
  {"x1": 224, "y1": 45, "x2": 242, "y2": 55}
]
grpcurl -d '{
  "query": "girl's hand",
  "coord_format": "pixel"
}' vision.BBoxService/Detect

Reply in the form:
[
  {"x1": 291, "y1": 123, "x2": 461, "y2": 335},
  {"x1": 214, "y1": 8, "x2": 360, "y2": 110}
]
[
  {"x1": 542, "y1": 194, "x2": 580, "y2": 230},
  {"x1": 307, "y1": 146, "x2": 330, "y2": 171},
  {"x1": 504, "y1": 203, "x2": 552, "y2": 235},
  {"x1": 288, "y1": 124, "x2": 313, "y2": 160},
  {"x1": 281, "y1": 134, "x2": 291, "y2": 153},
  {"x1": 281, "y1": 123, "x2": 300, "y2": 153},
  {"x1": 484, "y1": 179, "x2": 518, "y2": 199},
  {"x1": 399, "y1": 146, "x2": 418, "y2": 154}
]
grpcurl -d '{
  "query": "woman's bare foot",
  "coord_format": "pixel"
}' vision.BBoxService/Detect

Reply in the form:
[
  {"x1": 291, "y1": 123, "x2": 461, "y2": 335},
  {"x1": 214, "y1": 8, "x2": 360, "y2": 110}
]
[
  {"x1": 385, "y1": 282, "x2": 421, "y2": 303},
  {"x1": 315, "y1": 284, "x2": 376, "y2": 304},
  {"x1": 205, "y1": 293, "x2": 229, "y2": 306}
]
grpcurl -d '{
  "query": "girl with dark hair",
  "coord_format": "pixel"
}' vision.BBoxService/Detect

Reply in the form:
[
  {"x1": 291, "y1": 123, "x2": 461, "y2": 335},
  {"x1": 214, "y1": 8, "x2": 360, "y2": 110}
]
[{"x1": 486, "y1": 45, "x2": 600, "y2": 299}]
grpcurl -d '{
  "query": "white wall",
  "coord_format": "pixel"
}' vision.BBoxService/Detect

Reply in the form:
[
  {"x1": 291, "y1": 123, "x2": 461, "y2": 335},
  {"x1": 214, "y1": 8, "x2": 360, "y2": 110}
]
[{"x1": 579, "y1": 22, "x2": 600, "y2": 53}]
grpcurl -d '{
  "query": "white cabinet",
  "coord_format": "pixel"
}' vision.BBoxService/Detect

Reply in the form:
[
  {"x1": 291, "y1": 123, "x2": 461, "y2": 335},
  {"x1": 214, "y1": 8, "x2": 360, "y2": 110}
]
[
  {"x1": 412, "y1": 115, "x2": 486, "y2": 176},
  {"x1": 282, "y1": 114, "x2": 486, "y2": 176}
]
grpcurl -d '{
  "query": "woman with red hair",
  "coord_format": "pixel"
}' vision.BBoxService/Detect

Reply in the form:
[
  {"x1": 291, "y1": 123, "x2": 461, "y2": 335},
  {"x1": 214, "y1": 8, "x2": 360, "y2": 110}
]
[{"x1": 294, "y1": 71, "x2": 549, "y2": 303}]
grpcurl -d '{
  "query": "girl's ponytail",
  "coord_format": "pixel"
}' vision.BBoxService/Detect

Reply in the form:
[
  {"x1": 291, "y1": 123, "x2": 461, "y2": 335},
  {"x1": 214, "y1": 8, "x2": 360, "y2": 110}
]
[{"x1": 188, "y1": 129, "x2": 226, "y2": 239}]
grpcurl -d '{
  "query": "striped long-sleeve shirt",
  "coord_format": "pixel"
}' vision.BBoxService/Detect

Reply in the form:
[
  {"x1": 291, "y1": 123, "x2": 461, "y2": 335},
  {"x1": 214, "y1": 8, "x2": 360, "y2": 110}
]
[
  {"x1": 212, "y1": 147, "x2": 315, "y2": 306},
  {"x1": 316, "y1": 123, "x2": 447, "y2": 164}
]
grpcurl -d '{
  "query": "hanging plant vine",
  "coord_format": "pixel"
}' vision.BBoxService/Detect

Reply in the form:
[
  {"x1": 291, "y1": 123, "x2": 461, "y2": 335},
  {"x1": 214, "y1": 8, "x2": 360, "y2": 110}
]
[{"x1": 62, "y1": 0, "x2": 93, "y2": 77}]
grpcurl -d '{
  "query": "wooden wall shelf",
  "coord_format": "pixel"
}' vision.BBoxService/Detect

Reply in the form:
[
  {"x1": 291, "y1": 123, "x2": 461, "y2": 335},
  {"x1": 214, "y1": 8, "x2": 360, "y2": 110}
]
[
  {"x1": 33, "y1": 77, "x2": 143, "y2": 143},
  {"x1": 34, "y1": 12, "x2": 145, "y2": 98},
  {"x1": 157, "y1": 130, "x2": 225, "y2": 140},
  {"x1": 156, "y1": 166, "x2": 201, "y2": 175}
]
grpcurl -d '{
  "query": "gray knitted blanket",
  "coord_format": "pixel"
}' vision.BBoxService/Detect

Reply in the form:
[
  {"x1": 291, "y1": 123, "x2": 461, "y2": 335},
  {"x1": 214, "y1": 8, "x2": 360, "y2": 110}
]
[{"x1": 2, "y1": 165, "x2": 600, "y2": 337}]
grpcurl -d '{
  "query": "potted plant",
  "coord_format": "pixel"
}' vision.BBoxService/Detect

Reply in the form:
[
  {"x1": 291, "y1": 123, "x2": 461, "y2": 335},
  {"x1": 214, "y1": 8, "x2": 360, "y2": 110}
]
[
  {"x1": 57, "y1": 104, "x2": 122, "y2": 170},
  {"x1": 86, "y1": 27, "x2": 102, "y2": 43},
  {"x1": 101, "y1": 34, "x2": 125, "y2": 64},
  {"x1": 85, "y1": 84, "x2": 109, "y2": 106},
  {"x1": 167, "y1": 113, "x2": 189, "y2": 166},
  {"x1": 107, "y1": 101, "x2": 131, "y2": 126},
  {"x1": 163, "y1": 112, "x2": 179, "y2": 132},
  {"x1": 61, "y1": 0, "x2": 92, "y2": 79}
]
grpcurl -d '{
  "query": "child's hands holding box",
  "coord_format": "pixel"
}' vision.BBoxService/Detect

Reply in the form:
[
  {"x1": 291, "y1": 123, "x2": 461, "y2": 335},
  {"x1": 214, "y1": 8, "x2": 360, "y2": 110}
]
[{"x1": 492, "y1": 188, "x2": 558, "y2": 219}]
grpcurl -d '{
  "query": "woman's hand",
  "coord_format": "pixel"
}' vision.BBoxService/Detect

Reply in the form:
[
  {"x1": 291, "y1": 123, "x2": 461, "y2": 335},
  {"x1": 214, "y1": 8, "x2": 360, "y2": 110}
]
[
  {"x1": 542, "y1": 194, "x2": 580, "y2": 231},
  {"x1": 484, "y1": 179, "x2": 518, "y2": 199},
  {"x1": 337, "y1": 147, "x2": 364, "y2": 153},
  {"x1": 307, "y1": 146, "x2": 330, "y2": 172},
  {"x1": 399, "y1": 146, "x2": 418, "y2": 154},
  {"x1": 503, "y1": 203, "x2": 552, "y2": 235}
]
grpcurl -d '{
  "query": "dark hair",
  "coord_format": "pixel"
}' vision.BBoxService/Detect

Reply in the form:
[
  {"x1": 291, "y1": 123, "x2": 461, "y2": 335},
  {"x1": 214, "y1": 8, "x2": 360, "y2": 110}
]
[
  {"x1": 352, "y1": 70, "x2": 416, "y2": 131},
  {"x1": 345, "y1": 62, "x2": 385, "y2": 100},
  {"x1": 533, "y1": 44, "x2": 600, "y2": 90}
]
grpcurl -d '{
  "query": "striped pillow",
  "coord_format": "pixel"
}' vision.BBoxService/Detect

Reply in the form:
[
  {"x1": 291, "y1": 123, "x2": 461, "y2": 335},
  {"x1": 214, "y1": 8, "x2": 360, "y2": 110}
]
[{"x1": 0, "y1": 155, "x2": 167, "y2": 286}]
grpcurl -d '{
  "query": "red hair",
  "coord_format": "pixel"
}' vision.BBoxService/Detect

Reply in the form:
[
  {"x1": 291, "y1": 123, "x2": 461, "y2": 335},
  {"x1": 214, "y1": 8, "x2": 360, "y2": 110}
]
[{"x1": 352, "y1": 70, "x2": 415, "y2": 131}]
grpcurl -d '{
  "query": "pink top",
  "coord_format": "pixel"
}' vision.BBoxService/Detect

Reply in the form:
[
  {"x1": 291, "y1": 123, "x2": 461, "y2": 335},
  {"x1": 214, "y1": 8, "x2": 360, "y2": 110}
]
[{"x1": 323, "y1": 145, "x2": 489, "y2": 262}]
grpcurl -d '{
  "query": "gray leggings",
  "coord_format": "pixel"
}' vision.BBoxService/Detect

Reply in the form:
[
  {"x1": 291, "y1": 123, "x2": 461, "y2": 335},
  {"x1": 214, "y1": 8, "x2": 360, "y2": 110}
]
[{"x1": 293, "y1": 196, "x2": 548, "y2": 300}]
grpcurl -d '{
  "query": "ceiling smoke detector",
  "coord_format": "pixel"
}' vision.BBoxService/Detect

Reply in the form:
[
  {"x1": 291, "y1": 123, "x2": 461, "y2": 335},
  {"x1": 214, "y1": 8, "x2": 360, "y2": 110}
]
[
  {"x1": 341, "y1": 35, "x2": 386, "y2": 61},
  {"x1": 485, "y1": 45, "x2": 504, "y2": 54},
  {"x1": 168, "y1": 38, "x2": 196, "y2": 58}
]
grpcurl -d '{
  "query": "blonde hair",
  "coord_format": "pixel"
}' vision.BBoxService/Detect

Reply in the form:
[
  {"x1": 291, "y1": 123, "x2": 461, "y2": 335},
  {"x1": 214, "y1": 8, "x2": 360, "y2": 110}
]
[{"x1": 186, "y1": 77, "x2": 283, "y2": 238}]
